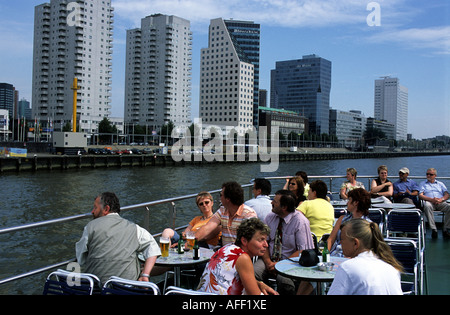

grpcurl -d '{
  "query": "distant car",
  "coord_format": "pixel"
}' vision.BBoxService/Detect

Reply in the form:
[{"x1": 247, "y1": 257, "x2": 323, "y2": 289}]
[
  {"x1": 131, "y1": 148, "x2": 142, "y2": 155},
  {"x1": 142, "y1": 148, "x2": 153, "y2": 154},
  {"x1": 88, "y1": 148, "x2": 101, "y2": 155}
]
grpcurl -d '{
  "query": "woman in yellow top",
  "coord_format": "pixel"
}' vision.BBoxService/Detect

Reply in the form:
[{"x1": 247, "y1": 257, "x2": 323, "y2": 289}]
[
  {"x1": 297, "y1": 180, "x2": 334, "y2": 241},
  {"x1": 161, "y1": 191, "x2": 221, "y2": 248}
]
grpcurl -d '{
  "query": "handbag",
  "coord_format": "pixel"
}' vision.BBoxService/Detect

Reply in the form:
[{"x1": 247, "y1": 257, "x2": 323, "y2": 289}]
[{"x1": 299, "y1": 249, "x2": 319, "y2": 267}]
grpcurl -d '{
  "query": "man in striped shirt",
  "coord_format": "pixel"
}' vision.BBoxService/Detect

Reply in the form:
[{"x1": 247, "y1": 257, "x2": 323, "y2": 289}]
[{"x1": 196, "y1": 181, "x2": 257, "y2": 245}]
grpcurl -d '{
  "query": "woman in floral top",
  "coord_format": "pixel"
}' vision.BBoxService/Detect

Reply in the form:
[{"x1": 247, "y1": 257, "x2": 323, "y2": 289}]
[
  {"x1": 340, "y1": 167, "x2": 365, "y2": 200},
  {"x1": 197, "y1": 218, "x2": 278, "y2": 295}
]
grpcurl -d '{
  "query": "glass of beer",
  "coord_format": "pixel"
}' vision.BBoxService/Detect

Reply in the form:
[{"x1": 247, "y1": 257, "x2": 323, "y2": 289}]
[
  {"x1": 160, "y1": 237, "x2": 170, "y2": 258},
  {"x1": 186, "y1": 232, "x2": 195, "y2": 250}
]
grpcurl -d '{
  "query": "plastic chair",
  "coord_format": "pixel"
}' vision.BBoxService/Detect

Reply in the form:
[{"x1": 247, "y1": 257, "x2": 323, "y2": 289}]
[
  {"x1": 101, "y1": 276, "x2": 160, "y2": 295},
  {"x1": 368, "y1": 208, "x2": 387, "y2": 236},
  {"x1": 43, "y1": 269, "x2": 102, "y2": 295},
  {"x1": 163, "y1": 269, "x2": 199, "y2": 293},
  {"x1": 334, "y1": 208, "x2": 347, "y2": 219},
  {"x1": 165, "y1": 286, "x2": 217, "y2": 295},
  {"x1": 386, "y1": 209, "x2": 425, "y2": 251},
  {"x1": 386, "y1": 239, "x2": 422, "y2": 295}
]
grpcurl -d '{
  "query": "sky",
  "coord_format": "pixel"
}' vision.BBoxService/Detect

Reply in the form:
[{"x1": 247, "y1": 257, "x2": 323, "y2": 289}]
[{"x1": 0, "y1": 0, "x2": 449, "y2": 139}]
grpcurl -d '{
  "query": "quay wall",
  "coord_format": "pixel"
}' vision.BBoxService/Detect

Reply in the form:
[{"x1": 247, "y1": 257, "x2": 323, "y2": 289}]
[{"x1": 1, "y1": 151, "x2": 450, "y2": 173}]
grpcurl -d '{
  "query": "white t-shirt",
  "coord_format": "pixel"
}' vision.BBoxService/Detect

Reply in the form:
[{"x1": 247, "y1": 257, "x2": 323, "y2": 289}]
[{"x1": 328, "y1": 250, "x2": 403, "y2": 295}]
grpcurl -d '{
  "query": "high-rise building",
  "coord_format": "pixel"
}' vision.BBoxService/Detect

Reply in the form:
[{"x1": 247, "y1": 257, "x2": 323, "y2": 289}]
[
  {"x1": 199, "y1": 18, "x2": 255, "y2": 132},
  {"x1": 32, "y1": 0, "x2": 114, "y2": 133},
  {"x1": 224, "y1": 20, "x2": 260, "y2": 128},
  {"x1": 374, "y1": 76, "x2": 408, "y2": 141},
  {"x1": 270, "y1": 54, "x2": 332, "y2": 135},
  {"x1": 125, "y1": 14, "x2": 193, "y2": 129},
  {"x1": 0, "y1": 83, "x2": 16, "y2": 118}
]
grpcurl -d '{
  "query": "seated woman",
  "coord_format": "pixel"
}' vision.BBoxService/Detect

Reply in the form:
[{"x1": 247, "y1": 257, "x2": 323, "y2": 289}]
[
  {"x1": 287, "y1": 176, "x2": 306, "y2": 206},
  {"x1": 340, "y1": 167, "x2": 365, "y2": 200},
  {"x1": 161, "y1": 191, "x2": 220, "y2": 249},
  {"x1": 328, "y1": 218, "x2": 403, "y2": 295},
  {"x1": 283, "y1": 171, "x2": 309, "y2": 198},
  {"x1": 197, "y1": 218, "x2": 278, "y2": 295},
  {"x1": 370, "y1": 165, "x2": 393, "y2": 203},
  {"x1": 328, "y1": 188, "x2": 372, "y2": 257}
]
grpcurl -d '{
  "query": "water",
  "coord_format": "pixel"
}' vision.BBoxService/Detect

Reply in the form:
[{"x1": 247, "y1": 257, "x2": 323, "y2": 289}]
[{"x1": 1, "y1": 154, "x2": 449, "y2": 294}]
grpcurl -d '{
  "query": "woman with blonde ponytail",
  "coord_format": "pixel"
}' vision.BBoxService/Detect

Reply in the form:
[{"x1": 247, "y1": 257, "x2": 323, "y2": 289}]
[{"x1": 328, "y1": 218, "x2": 403, "y2": 295}]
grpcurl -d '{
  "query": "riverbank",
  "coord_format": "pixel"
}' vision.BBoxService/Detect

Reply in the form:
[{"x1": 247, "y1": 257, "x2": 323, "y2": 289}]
[{"x1": 1, "y1": 148, "x2": 449, "y2": 173}]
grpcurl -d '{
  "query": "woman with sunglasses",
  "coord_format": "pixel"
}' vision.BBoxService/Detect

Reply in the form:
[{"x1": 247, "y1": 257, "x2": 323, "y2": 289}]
[{"x1": 161, "y1": 191, "x2": 221, "y2": 249}]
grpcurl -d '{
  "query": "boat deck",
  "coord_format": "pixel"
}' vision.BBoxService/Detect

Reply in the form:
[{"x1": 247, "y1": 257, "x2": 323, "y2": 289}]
[{"x1": 425, "y1": 226, "x2": 450, "y2": 295}]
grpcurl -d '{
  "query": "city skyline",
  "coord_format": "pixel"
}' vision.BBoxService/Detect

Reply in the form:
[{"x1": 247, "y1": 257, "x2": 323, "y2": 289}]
[{"x1": 0, "y1": 0, "x2": 449, "y2": 139}]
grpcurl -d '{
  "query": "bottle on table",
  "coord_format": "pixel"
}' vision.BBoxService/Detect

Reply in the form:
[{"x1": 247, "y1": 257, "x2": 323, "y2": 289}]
[
  {"x1": 322, "y1": 243, "x2": 330, "y2": 263},
  {"x1": 193, "y1": 238, "x2": 199, "y2": 260}
]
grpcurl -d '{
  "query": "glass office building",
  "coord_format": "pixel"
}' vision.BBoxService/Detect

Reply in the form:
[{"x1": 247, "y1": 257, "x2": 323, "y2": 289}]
[
  {"x1": 224, "y1": 20, "x2": 260, "y2": 128},
  {"x1": 270, "y1": 55, "x2": 332, "y2": 135}
]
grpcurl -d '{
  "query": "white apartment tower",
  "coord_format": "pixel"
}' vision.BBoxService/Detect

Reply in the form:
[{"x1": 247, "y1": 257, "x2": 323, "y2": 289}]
[
  {"x1": 374, "y1": 77, "x2": 408, "y2": 141},
  {"x1": 125, "y1": 14, "x2": 192, "y2": 128},
  {"x1": 32, "y1": 0, "x2": 114, "y2": 133},
  {"x1": 199, "y1": 18, "x2": 255, "y2": 132}
]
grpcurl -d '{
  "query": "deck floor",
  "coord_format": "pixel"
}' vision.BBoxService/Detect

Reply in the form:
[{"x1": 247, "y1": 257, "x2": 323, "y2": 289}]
[{"x1": 425, "y1": 226, "x2": 450, "y2": 295}]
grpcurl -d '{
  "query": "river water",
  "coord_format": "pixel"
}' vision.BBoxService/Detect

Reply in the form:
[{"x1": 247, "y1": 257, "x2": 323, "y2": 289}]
[{"x1": 1, "y1": 154, "x2": 449, "y2": 294}]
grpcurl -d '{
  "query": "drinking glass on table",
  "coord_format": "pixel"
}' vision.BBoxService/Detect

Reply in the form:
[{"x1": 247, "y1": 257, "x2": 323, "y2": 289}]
[
  {"x1": 186, "y1": 231, "x2": 195, "y2": 250},
  {"x1": 160, "y1": 236, "x2": 170, "y2": 257}
]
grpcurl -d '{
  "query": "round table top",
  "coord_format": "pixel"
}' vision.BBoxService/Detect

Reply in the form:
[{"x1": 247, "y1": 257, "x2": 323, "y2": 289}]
[
  {"x1": 275, "y1": 256, "x2": 347, "y2": 282},
  {"x1": 155, "y1": 247, "x2": 213, "y2": 267},
  {"x1": 331, "y1": 197, "x2": 384, "y2": 207},
  {"x1": 372, "y1": 202, "x2": 416, "y2": 209},
  {"x1": 330, "y1": 200, "x2": 347, "y2": 206}
]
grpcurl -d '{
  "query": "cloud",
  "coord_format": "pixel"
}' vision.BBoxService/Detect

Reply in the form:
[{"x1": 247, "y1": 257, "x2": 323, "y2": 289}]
[
  {"x1": 112, "y1": 0, "x2": 393, "y2": 30},
  {"x1": 368, "y1": 26, "x2": 450, "y2": 55}
]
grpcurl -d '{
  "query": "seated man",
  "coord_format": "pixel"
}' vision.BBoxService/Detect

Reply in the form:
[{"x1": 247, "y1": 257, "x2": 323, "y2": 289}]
[
  {"x1": 254, "y1": 190, "x2": 314, "y2": 295},
  {"x1": 419, "y1": 168, "x2": 450, "y2": 239},
  {"x1": 245, "y1": 178, "x2": 272, "y2": 221},
  {"x1": 76, "y1": 192, "x2": 161, "y2": 284},
  {"x1": 297, "y1": 180, "x2": 335, "y2": 241},
  {"x1": 196, "y1": 181, "x2": 257, "y2": 245},
  {"x1": 392, "y1": 167, "x2": 419, "y2": 206}
]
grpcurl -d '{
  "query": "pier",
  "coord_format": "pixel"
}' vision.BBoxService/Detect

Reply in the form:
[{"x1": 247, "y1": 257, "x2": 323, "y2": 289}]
[{"x1": 1, "y1": 150, "x2": 450, "y2": 173}]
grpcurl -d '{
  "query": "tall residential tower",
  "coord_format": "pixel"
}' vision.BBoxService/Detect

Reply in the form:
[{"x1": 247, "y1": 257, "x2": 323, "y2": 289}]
[
  {"x1": 32, "y1": 0, "x2": 114, "y2": 133},
  {"x1": 199, "y1": 18, "x2": 255, "y2": 132},
  {"x1": 374, "y1": 76, "x2": 408, "y2": 141},
  {"x1": 125, "y1": 14, "x2": 193, "y2": 129},
  {"x1": 270, "y1": 55, "x2": 332, "y2": 135}
]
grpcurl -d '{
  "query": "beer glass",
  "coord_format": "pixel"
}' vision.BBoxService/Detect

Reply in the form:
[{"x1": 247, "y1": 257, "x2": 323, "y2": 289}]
[
  {"x1": 160, "y1": 237, "x2": 170, "y2": 257},
  {"x1": 186, "y1": 232, "x2": 195, "y2": 250}
]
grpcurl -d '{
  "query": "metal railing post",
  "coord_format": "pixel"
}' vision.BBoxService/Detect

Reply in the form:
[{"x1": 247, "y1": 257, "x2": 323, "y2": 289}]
[
  {"x1": 168, "y1": 202, "x2": 176, "y2": 229},
  {"x1": 144, "y1": 206, "x2": 150, "y2": 232}
]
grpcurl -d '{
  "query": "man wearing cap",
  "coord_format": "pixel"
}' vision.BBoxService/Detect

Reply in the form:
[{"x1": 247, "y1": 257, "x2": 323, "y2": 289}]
[
  {"x1": 392, "y1": 167, "x2": 420, "y2": 206},
  {"x1": 418, "y1": 168, "x2": 450, "y2": 239}
]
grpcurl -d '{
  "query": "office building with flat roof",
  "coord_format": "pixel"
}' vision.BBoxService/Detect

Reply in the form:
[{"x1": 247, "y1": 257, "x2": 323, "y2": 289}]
[
  {"x1": 32, "y1": 0, "x2": 114, "y2": 133},
  {"x1": 329, "y1": 109, "x2": 366, "y2": 148},
  {"x1": 199, "y1": 18, "x2": 255, "y2": 133},
  {"x1": 270, "y1": 55, "x2": 332, "y2": 135},
  {"x1": 259, "y1": 106, "x2": 308, "y2": 139},
  {"x1": 0, "y1": 83, "x2": 16, "y2": 118},
  {"x1": 125, "y1": 14, "x2": 193, "y2": 129},
  {"x1": 374, "y1": 76, "x2": 408, "y2": 141}
]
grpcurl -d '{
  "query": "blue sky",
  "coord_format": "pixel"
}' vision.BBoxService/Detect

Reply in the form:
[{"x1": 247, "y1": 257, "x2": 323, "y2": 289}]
[{"x1": 0, "y1": 0, "x2": 449, "y2": 139}]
